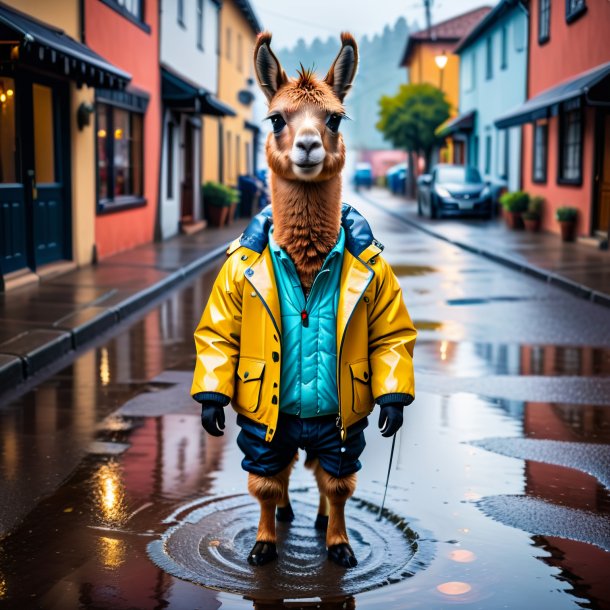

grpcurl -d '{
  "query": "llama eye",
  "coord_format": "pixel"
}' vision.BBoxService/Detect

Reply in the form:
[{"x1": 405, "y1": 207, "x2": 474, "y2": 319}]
[
  {"x1": 269, "y1": 114, "x2": 286, "y2": 134},
  {"x1": 326, "y1": 114, "x2": 343, "y2": 133}
]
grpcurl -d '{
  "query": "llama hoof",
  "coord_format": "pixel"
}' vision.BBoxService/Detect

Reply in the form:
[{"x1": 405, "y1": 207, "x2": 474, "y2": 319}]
[
  {"x1": 314, "y1": 513, "x2": 329, "y2": 531},
  {"x1": 276, "y1": 502, "x2": 295, "y2": 522},
  {"x1": 247, "y1": 541, "x2": 278, "y2": 566},
  {"x1": 328, "y1": 543, "x2": 358, "y2": 568}
]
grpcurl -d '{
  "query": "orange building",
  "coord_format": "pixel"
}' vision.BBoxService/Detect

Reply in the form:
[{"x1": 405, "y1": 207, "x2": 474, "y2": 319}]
[
  {"x1": 496, "y1": 0, "x2": 610, "y2": 241},
  {"x1": 84, "y1": 0, "x2": 161, "y2": 259},
  {"x1": 399, "y1": 7, "x2": 492, "y2": 164}
]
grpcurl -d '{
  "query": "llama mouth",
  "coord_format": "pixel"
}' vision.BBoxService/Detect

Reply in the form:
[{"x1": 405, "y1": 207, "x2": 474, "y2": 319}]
[{"x1": 294, "y1": 162, "x2": 321, "y2": 171}]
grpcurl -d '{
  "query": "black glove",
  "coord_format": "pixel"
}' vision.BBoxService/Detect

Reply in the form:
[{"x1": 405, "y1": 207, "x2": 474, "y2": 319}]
[
  {"x1": 200, "y1": 402, "x2": 226, "y2": 437},
  {"x1": 378, "y1": 404, "x2": 404, "y2": 438}
]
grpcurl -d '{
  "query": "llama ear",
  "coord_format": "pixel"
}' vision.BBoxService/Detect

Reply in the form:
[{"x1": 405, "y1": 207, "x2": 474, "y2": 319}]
[
  {"x1": 324, "y1": 32, "x2": 359, "y2": 102},
  {"x1": 253, "y1": 32, "x2": 288, "y2": 103}
]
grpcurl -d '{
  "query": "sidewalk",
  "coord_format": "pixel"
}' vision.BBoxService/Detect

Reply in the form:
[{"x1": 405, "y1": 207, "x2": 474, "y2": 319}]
[
  {"x1": 359, "y1": 187, "x2": 610, "y2": 307},
  {"x1": 0, "y1": 220, "x2": 248, "y2": 398}
]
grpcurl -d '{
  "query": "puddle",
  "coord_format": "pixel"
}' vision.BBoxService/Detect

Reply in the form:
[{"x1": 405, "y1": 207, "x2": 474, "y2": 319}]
[
  {"x1": 391, "y1": 264, "x2": 437, "y2": 276},
  {"x1": 416, "y1": 340, "x2": 610, "y2": 377},
  {"x1": 148, "y1": 492, "x2": 432, "y2": 600},
  {"x1": 447, "y1": 296, "x2": 532, "y2": 305}
]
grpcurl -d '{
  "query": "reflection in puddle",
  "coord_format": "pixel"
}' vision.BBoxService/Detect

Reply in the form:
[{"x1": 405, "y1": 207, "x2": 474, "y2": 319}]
[
  {"x1": 437, "y1": 581, "x2": 472, "y2": 595},
  {"x1": 417, "y1": 340, "x2": 610, "y2": 377},
  {"x1": 447, "y1": 296, "x2": 531, "y2": 305},
  {"x1": 391, "y1": 264, "x2": 437, "y2": 276},
  {"x1": 252, "y1": 598, "x2": 355, "y2": 610},
  {"x1": 449, "y1": 549, "x2": 476, "y2": 563},
  {"x1": 92, "y1": 461, "x2": 129, "y2": 528},
  {"x1": 98, "y1": 536, "x2": 126, "y2": 570}
]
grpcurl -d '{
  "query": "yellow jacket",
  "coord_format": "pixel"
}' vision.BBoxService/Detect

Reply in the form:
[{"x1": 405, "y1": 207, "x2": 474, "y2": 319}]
[{"x1": 192, "y1": 205, "x2": 417, "y2": 442}]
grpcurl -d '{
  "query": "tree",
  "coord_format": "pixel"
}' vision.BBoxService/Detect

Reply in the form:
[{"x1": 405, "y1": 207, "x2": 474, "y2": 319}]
[{"x1": 376, "y1": 83, "x2": 450, "y2": 197}]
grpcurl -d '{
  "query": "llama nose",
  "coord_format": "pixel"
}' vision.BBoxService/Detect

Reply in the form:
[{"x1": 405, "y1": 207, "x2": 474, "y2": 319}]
[{"x1": 295, "y1": 135, "x2": 322, "y2": 154}]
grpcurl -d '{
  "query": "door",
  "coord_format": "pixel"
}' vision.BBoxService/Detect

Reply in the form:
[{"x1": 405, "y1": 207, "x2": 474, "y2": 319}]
[
  {"x1": 180, "y1": 121, "x2": 194, "y2": 223},
  {"x1": 0, "y1": 72, "x2": 69, "y2": 276},
  {"x1": 595, "y1": 111, "x2": 610, "y2": 236}
]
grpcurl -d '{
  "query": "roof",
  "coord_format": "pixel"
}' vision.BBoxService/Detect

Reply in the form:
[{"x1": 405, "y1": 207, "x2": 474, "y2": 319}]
[
  {"x1": 495, "y1": 61, "x2": 610, "y2": 128},
  {"x1": 400, "y1": 6, "x2": 493, "y2": 67},
  {"x1": 455, "y1": 0, "x2": 522, "y2": 54},
  {"x1": 0, "y1": 1, "x2": 130, "y2": 88},
  {"x1": 233, "y1": 0, "x2": 262, "y2": 35},
  {"x1": 436, "y1": 110, "x2": 476, "y2": 137}
]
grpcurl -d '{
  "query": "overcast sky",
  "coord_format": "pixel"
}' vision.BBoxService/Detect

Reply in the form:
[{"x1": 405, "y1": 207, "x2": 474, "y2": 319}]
[{"x1": 251, "y1": 0, "x2": 499, "y2": 50}]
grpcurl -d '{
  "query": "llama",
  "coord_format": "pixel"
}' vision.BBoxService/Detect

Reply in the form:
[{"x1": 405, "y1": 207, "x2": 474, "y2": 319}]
[{"x1": 193, "y1": 32, "x2": 417, "y2": 569}]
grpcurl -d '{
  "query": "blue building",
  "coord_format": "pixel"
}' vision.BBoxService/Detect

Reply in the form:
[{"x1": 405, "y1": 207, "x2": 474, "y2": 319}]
[{"x1": 439, "y1": 0, "x2": 528, "y2": 193}]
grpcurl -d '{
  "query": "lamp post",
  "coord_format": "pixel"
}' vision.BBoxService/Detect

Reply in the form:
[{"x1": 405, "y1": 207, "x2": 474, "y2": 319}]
[{"x1": 435, "y1": 51, "x2": 448, "y2": 92}]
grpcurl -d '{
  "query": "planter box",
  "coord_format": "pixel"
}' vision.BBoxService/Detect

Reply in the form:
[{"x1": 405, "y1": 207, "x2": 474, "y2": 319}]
[
  {"x1": 559, "y1": 220, "x2": 576, "y2": 242},
  {"x1": 207, "y1": 205, "x2": 229, "y2": 227},
  {"x1": 523, "y1": 217, "x2": 540, "y2": 232},
  {"x1": 503, "y1": 209, "x2": 524, "y2": 230}
]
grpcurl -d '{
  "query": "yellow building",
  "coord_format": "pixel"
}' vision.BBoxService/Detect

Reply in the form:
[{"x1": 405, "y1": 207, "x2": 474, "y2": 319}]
[
  {"x1": 399, "y1": 7, "x2": 492, "y2": 164},
  {"x1": 0, "y1": 1, "x2": 129, "y2": 290},
  {"x1": 203, "y1": 0, "x2": 261, "y2": 186}
]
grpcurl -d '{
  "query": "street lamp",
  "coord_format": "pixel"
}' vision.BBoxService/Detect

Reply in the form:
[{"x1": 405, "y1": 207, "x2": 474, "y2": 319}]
[{"x1": 435, "y1": 51, "x2": 448, "y2": 91}]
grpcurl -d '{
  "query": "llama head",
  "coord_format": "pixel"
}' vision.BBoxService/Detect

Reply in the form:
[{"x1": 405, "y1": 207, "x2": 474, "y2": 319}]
[{"x1": 253, "y1": 32, "x2": 358, "y2": 182}]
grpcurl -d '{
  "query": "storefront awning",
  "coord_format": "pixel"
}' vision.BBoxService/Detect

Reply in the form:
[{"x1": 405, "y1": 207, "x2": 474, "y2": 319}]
[
  {"x1": 495, "y1": 61, "x2": 610, "y2": 128},
  {"x1": 436, "y1": 110, "x2": 476, "y2": 137},
  {"x1": 161, "y1": 67, "x2": 236, "y2": 117},
  {"x1": 0, "y1": 2, "x2": 130, "y2": 89}
]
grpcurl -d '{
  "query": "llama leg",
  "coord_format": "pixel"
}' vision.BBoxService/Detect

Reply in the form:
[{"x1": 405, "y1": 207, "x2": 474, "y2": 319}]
[
  {"x1": 314, "y1": 464, "x2": 358, "y2": 567},
  {"x1": 306, "y1": 457, "x2": 330, "y2": 531},
  {"x1": 276, "y1": 454, "x2": 297, "y2": 523},
  {"x1": 247, "y1": 473, "x2": 282, "y2": 565}
]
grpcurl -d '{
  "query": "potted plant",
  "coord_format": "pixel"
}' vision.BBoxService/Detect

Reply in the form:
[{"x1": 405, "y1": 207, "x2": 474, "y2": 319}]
[
  {"x1": 556, "y1": 206, "x2": 578, "y2": 242},
  {"x1": 522, "y1": 196, "x2": 543, "y2": 232},
  {"x1": 499, "y1": 191, "x2": 529, "y2": 230},
  {"x1": 202, "y1": 181, "x2": 232, "y2": 227},
  {"x1": 225, "y1": 185, "x2": 241, "y2": 226}
]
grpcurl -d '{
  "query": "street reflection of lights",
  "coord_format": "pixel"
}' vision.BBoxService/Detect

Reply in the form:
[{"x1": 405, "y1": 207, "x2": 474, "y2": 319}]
[
  {"x1": 449, "y1": 549, "x2": 476, "y2": 563},
  {"x1": 437, "y1": 581, "x2": 472, "y2": 596},
  {"x1": 100, "y1": 348, "x2": 110, "y2": 386},
  {"x1": 93, "y1": 461, "x2": 128, "y2": 527},
  {"x1": 440, "y1": 340, "x2": 448, "y2": 361},
  {"x1": 458, "y1": 527, "x2": 470, "y2": 534},
  {"x1": 98, "y1": 536, "x2": 126, "y2": 569},
  {"x1": 464, "y1": 491, "x2": 480, "y2": 501}
]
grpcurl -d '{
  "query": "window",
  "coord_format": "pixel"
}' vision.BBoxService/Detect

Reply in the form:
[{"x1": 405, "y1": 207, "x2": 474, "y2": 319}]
[
  {"x1": 236, "y1": 134, "x2": 241, "y2": 177},
  {"x1": 113, "y1": 0, "x2": 143, "y2": 20},
  {"x1": 484, "y1": 134, "x2": 492, "y2": 174},
  {"x1": 500, "y1": 26, "x2": 508, "y2": 69},
  {"x1": 237, "y1": 33, "x2": 243, "y2": 72},
  {"x1": 101, "y1": 0, "x2": 148, "y2": 30},
  {"x1": 226, "y1": 131, "x2": 232, "y2": 182},
  {"x1": 532, "y1": 121, "x2": 547, "y2": 183},
  {"x1": 96, "y1": 102, "x2": 144, "y2": 211},
  {"x1": 166, "y1": 122, "x2": 174, "y2": 199},
  {"x1": 177, "y1": 0, "x2": 185, "y2": 26},
  {"x1": 226, "y1": 27, "x2": 232, "y2": 60},
  {"x1": 471, "y1": 136, "x2": 479, "y2": 169},
  {"x1": 565, "y1": 0, "x2": 586, "y2": 23},
  {"x1": 498, "y1": 129, "x2": 509, "y2": 179},
  {"x1": 197, "y1": 0, "x2": 204, "y2": 49},
  {"x1": 0, "y1": 77, "x2": 16, "y2": 184},
  {"x1": 485, "y1": 36, "x2": 493, "y2": 80},
  {"x1": 559, "y1": 107, "x2": 582, "y2": 184},
  {"x1": 539, "y1": 0, "x2": 551, "y2": 43},
  {"x1": 246, "y1": 141, "x2": 251, "y2": 175}
]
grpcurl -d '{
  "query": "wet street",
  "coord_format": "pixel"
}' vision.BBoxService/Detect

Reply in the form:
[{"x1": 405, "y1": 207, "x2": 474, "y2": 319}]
[{"x1": 1, "y1": 188, "x2": 609, "y2": 609}]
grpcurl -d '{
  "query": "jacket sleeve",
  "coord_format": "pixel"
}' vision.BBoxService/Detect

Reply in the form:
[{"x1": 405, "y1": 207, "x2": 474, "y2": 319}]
[
  {"x1": 191, "y1": 255, "x2": 243, "y2": 403},
  {"x1": 368, "y1": 256, "x2": 417, "y2": 406}
]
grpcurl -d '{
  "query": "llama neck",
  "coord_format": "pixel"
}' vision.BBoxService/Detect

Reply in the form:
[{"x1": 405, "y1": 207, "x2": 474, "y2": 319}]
[{"x1": 270, "y1": 174, "x2": 343, "y2": 290}]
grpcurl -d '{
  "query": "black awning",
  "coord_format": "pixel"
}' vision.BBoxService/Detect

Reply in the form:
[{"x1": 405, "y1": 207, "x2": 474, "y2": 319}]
[
  {"x1": 436, "y1": 110, "x2": 476, "y2": 137},
  {"x1": 161, "y1": 66, "x2": 236, "y2": 117},
  {"x1": 0, "y1": 1, "x2": 130, "y2": 89},
  {"x1": 244, "y1": 119, "x2": 260, "y2": 133},
  {"x1": 495, "y1": 61, "x2": 610, "y2": 128}
]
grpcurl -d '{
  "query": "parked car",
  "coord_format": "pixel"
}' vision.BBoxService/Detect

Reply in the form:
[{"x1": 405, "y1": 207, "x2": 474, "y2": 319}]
[
  {"x1": 386, "y1": 162, "x2": 408, "y2": 194},
  {"x1": 417, "y1": 164, "x2": 493, "y2": 219},
  {"x1": 353, "y1": 162, "x2": 373, "y2": 189}
]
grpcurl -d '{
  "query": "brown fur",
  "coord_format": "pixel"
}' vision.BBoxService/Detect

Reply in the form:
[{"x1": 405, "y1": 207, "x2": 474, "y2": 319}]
[
  {"x1": 254, "y1": 31, "x2": 358, "y2": 291},
  {"x1": 314, "y1": 462, "x2": 356, "y2": 547}
]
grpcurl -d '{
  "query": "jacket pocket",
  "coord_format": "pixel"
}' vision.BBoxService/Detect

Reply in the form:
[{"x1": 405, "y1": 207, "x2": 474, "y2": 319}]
[
  {"x1": 235, "y1": 357, "x2": 265, "y2": 413},
  {"x1": 350, "y1": 359, "x2": 373, "y2": 414}
]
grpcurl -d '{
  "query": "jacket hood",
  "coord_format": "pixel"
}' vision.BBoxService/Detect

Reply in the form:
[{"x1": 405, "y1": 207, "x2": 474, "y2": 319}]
[{"x1": 237, "y1": 204, "x2": 383, "y2": 257}]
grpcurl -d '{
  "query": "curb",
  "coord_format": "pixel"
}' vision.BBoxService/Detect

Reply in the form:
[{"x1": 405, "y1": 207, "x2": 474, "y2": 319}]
[
  {"x1": 0, "y1": 242, "x2": 230, "y2": 398},
  {"x1": 359, "y1": 192, "x2": 610, "y2": 309}
]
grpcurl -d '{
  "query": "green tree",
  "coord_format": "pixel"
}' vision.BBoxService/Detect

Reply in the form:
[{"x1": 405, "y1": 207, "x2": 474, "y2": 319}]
[{"x1": 377, "y1": 83, "x2": 450, "y2": 196}]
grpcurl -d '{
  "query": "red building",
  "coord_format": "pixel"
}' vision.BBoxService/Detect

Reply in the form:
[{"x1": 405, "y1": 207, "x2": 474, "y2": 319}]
[
  {"x1": 84, "y1": 0, "x2": 161, "y2": 259},
  {"x1": 496, "y1": 0, "x2": 610, "y2": 241}
]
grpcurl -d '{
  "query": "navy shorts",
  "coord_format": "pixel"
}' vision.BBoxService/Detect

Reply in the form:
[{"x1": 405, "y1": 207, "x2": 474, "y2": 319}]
[{"x1": 236, "y1": 412, "x2": 368, "y2": 478}]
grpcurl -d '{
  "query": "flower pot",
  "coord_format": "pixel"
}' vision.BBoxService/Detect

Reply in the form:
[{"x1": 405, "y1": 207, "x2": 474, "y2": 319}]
[
  {"x1": 226, "y1": 202, "x2": 238, "y2": 226},
  {"x1": 503, "y1": 209, "x2": 524, "y2": 230},
  {"x1": 523, "y1": 217, "x2": 540, "y2": 232},
  {"x1": 559, "y1": 220, "x2": 576, "y2": 242},
  {"x1": 207, "y1": 204, "x2": 229, "y2": 227}
]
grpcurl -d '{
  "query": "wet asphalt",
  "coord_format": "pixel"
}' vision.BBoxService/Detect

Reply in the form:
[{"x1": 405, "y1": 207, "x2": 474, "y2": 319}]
[{"x1": 0, "y1": 187, "x2": 609, "y2": 609}]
